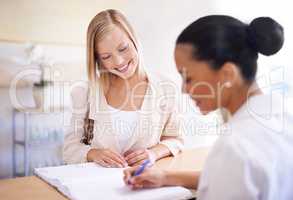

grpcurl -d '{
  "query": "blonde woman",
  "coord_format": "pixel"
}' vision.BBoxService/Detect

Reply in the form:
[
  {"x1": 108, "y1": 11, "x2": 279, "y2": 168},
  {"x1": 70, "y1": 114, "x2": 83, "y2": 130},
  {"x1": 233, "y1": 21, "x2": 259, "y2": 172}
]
[{"x1": 63, "y1": 9, "x2": 183, "y2": 168}]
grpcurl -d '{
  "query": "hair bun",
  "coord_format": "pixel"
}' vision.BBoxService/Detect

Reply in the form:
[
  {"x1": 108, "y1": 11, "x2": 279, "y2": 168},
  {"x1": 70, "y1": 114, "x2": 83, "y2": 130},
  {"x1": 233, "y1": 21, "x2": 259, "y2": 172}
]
[{"x1": 248, "y1": 17, "x2": 284, "y2": 56}]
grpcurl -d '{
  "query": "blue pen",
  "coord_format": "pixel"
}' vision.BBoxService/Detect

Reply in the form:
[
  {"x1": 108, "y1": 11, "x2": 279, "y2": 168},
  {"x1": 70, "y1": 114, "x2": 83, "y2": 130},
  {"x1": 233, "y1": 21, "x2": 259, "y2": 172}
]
[
  {"x1": 133, "y1": 159, "x2": 150, "y2": 176},
  {"x1": 128, "y1": 159, "x2": 150, "y2": 185}
]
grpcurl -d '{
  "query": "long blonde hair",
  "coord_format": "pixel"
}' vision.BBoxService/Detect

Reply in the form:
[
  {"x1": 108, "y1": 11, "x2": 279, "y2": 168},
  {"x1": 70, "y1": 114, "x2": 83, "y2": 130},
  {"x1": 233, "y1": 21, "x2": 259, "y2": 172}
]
[{"x1": 82, "y1": 9, "x2": 143, "y2": 145}]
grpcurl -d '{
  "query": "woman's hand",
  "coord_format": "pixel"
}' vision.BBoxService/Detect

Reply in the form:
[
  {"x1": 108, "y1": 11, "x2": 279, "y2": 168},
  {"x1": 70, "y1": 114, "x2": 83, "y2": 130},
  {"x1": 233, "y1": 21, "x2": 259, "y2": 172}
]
[
  {"x1": 124, "y1": 149, "x2": 156, "y2": 166},
  {"x1": 123, "y1": 166, "x2": 167, "y2": 189},
  {"x1": 87, "y1": 148, "x2": 128, "y2": 168}
]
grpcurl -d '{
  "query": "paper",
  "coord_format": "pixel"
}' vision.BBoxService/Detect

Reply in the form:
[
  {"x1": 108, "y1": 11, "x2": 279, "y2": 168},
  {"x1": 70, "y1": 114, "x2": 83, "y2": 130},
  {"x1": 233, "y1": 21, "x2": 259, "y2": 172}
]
[{"x1": 34, "y1": 163, "x2": 194, "y2": 200}]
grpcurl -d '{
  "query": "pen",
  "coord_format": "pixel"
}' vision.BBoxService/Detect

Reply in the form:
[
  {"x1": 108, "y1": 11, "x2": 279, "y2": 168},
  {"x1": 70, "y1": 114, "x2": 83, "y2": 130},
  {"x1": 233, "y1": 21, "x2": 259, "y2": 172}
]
[
  {"x1": 133, "y1": 159, "x2": 150, "y2": 176},
  {"x1": 127, "y1": 159, "x2": 150, "y2": 185}
]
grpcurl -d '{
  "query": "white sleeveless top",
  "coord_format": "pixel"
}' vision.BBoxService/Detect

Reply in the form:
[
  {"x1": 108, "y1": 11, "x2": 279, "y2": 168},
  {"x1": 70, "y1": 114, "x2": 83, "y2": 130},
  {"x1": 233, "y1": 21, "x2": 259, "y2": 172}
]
[{"x1": 108, "y1": 105, "x2": 139, "y2": 153}]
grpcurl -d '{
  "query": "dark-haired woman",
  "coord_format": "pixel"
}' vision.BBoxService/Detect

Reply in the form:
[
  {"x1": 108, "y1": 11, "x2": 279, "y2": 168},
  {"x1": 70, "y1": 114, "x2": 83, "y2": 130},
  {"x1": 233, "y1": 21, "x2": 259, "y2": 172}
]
[{"x1": 123, "y1": 15, "x2": 293, "y2": 199}]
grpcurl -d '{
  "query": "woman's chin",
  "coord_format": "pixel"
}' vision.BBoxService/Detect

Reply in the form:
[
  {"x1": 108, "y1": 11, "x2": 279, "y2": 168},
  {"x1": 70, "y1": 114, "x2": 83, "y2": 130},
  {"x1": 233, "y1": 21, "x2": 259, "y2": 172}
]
[
  {"x1": 110, "y1": 70, "x2": 130, "y2": 79},
  {"x1": 200, "y1": 109, "x2": 210, "y2": 115},
  {"x1": 198, "y1": 106, "x2": 211, "y2": 115},
  {"x1": 111, "y1": 65, "x2": 137, "y2": 79},
  {"x1": 117, "y1": 70, "x2": 134, "y2": 79},
  {"x1": 122, "y1": 68, "x2": 137, "y2": 79}
]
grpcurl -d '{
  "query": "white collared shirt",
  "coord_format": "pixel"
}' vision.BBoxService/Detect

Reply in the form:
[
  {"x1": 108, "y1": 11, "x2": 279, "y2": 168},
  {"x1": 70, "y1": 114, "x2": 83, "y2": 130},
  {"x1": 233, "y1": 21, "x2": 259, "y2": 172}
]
[{"x1": 198, "y1": 93, "x2": 293, "y2": 200}]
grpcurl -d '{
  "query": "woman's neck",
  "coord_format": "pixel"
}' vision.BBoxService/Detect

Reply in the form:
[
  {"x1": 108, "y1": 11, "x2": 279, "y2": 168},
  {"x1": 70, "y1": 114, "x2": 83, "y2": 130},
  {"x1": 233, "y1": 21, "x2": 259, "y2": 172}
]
[{"x1": 226, "y1": 81, "x2": 262, "y2": 115}]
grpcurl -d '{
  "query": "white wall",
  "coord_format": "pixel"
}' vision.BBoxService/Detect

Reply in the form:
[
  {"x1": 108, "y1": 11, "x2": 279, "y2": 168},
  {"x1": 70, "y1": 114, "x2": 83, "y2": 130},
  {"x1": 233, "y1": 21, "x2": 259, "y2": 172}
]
[
  {"x1": 121, "y1": 0, "x2": 219, "y2": 81},
  {"x1": 0, "y1": 0, "x2": 124, "y2": 45},
  {"x1": 213, "y1": 0, "x2": 293, "y2": 97}
]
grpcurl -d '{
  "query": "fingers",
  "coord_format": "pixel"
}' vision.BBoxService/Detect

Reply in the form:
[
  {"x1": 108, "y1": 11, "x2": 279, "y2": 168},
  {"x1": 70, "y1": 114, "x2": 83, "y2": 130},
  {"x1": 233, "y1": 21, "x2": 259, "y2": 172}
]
[
  {"x1": 132, "y1": 159, "x2": 147, "y2": 167},
  {"x1": 128, "y1": 154, "x2": 147, "y2": 166},
  {"x1": 131, "y1": 173, "x2": 150, "y2": 184},
  {"x1": 123, "y1": 167, "x2": 150, "y2": 186},
  {"x1": 93, "y1": 159, "x2": 111, "y2": 168},
  {"x1": 125, "y1": 150, "x2": 148, "y2": 166},
  {"x1": 93, "y1": 157, "x2": 116, "y2": 168},
  {"x1": 109, "y1": 150, "x2": 126, "y2": 163},
  {"x1": 102, "y1": 156, "x2": 122, "y2": 168},
  {"x1": 123, "y1": 150, "x2": 132, "y2": 157},
  {"x1": 132, "y1": 183, "x2": 144, "y2": 189},
  {"x1": 124, "y1": 169, "x2": 166, "y2": 189},
  {"x1": 129, "y1": 173, "x2": 154, "y2": 189},
  {"x1": 123, "y1": 173, "x2": 130, "y2": 185},
  {"x1": 106, "y1": 151, "x2": 128, "y2": 167},
  {"x1": 124, "y1": 149, "x2": 145, "y2": 161},
  {"x1": 92, "y1": 149, "x2": 127, "y2": 168},
  {"x1": 123, "y1": 166, "x2": 139, "y2": 185},
  {"x1": 132, "y1": 181, "x2": 155, "y2": 189}
]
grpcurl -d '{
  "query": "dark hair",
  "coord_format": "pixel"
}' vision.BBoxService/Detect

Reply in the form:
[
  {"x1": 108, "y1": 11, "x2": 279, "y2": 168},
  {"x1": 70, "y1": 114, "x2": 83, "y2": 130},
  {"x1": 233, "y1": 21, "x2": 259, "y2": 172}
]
[{"x1": 176, "y1": 15, "x2": 284, "y2": 83}]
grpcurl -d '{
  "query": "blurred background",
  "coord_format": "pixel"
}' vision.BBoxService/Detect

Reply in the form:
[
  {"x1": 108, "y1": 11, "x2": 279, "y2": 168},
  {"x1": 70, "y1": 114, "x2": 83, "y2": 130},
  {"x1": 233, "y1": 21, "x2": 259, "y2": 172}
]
[{"x1": 0, "y1": 0, "x2": 292, "y2": 179}]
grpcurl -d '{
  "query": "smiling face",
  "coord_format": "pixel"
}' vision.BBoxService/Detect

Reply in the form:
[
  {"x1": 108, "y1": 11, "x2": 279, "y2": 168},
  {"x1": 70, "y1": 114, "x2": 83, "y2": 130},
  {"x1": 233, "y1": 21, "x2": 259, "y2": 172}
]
[
  {"x1": 95, "y1": 25, "x2": 139, "y2": 79},
  {"x1": 175, "y1": 44, "x2": 224, "y2": 114}
]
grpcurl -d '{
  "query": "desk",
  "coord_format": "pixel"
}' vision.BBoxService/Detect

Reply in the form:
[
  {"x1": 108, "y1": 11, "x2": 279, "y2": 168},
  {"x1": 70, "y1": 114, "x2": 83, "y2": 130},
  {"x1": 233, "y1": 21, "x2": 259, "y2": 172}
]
[{"x1": 0, "y1": 147, "x2": 210, "y2": 200}]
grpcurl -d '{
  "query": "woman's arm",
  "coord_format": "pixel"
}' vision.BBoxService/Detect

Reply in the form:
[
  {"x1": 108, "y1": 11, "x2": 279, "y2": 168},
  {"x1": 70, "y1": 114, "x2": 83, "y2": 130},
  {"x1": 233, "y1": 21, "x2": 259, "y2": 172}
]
[
  {"x1": 164, "y1": 170, "x2": 200, "y2": 189},
  {"x1": 63, "y1": 86, "x2": 91, "y2": 164},
  {"x1": 159, "y1": 90, "x2": 185, "y2": 156},
  {"x1": 123, "y1": 167, "x2": 200, "y2": 189},
  {"x1": 149, "y1": 136, "x2": 184, "y2": 161},
  {"x1": 124, "y1": 136, "x2": 183, "y2": 166}
]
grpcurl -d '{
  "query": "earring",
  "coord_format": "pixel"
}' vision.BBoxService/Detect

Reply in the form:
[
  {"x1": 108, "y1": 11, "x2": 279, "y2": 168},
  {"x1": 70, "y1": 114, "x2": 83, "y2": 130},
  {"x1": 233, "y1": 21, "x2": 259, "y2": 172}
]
[
  {"x1": 224, "y1": 81, "x2": 232, "y2": 88},
  {"x1": 95, "y1": 63, "x2": 100, "y2": 77}
]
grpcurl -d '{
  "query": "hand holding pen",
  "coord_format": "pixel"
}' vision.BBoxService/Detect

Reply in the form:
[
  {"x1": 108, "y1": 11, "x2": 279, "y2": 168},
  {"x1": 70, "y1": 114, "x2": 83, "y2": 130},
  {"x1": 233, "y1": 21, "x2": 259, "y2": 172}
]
[
  {"x1": 132, "y1": 159, "x2": 151, "y2": 177},
  {"x1": 123, "y1": 159, "x2": 167, "y2": 189}
]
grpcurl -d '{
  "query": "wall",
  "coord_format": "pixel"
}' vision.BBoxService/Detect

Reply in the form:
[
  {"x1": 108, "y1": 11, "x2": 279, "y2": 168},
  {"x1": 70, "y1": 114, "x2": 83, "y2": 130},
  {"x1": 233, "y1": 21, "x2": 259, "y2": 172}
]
[
  {"x1": 213, "y1": 0, "x2": 293, "y2": 96},
  {"x1": 0, "y1": 0, "x2": 124, "y2": 45}
]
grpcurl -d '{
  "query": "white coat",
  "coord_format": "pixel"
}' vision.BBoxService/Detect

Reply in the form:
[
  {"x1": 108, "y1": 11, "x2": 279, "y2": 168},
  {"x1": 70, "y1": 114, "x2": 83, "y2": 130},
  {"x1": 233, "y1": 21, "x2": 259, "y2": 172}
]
[{"x1": 198, "y1": 93, "x2": 293, "y2": 200}]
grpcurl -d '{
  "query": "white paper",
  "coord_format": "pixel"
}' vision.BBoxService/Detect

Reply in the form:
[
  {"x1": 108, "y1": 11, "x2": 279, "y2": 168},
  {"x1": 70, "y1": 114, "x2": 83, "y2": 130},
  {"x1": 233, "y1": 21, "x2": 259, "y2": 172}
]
[{"x1": 34, "y1": 163, "x2": 194, "y2": 200}]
